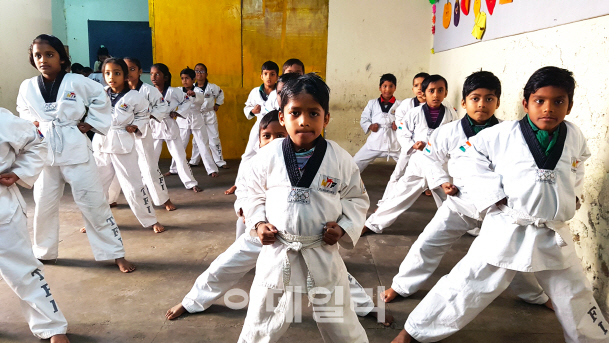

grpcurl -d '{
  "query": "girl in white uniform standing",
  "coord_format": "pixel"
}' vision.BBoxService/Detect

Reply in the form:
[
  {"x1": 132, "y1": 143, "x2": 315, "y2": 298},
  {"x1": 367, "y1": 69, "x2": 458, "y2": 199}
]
[
  {"x1": 93, "y1": 58, "x2": 165, "y2": 234},
  {"x1": 0, "y1": 108, "x2": 69, "y2": 343},
  {"x1": 17, "y1": 34, "x2": 134, "y2": 273},
  {"x1": 149, "y1": 63, "x2": 201, "y2": 192}
]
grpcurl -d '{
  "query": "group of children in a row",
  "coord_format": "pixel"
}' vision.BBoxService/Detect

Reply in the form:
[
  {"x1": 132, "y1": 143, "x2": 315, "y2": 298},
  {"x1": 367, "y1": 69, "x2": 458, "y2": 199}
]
[{"x1": 1, "y1": 32, "x2": 606, "y2": 343}]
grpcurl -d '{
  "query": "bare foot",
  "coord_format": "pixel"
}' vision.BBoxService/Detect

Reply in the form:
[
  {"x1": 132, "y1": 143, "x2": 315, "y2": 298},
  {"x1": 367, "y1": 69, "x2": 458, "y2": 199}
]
[
  {"x1": 80, "y1": 227, "x2": 86, "y2": 233},
  {"x1": 369, "y1": 310, "x2": 394, "y2": 327},
  {"x1": 544, "y1": 299, "x2": 555, "y2": 311},
  {"x1": 152, "y1": 223, "x2": 165, "y2": 233},
  {"x1": 391, "y1": 329, "x2": 413, "y2": 343},
  {"x1": 166, "y1": 303, "x2": 187, "y2": 320},
  {"x1": 189, "y1": 163, "x2": 199, "y2": 167},
  {"x1": 209, "y1": 172, "x2": 219, "y2": 177},
  {"x1": 192, "y1": 186, "x2": 203, "y2": 193},
  {"x1": 50, "y1": 334, "x2": 70, "y2": 343},
  {"x1": 109, "y1": 202, "x2": 118, "y2": 208},
  {"x1": 164, "y1": 200, "x2": 177, "y2": 211},
  {"x1": 115, "y1": 257, "x2": 136, "y2": 273},
  {"x1": 220, "y1": 164, "x2": 230, "y2": 169},
  {"x1": 361, "y1": 226, "x2": 373, "y2": 236},
  {"x1": 225, "y1": 185, "x2": 237, "y2": 195},
  {"x1": 424, "y1": 190, "x2": 432, "y2": 196},
  {"x1": 381, "y1": 288, "x2": 400, "y2": 303},
  {"x1": 163, "y1": 171, "x2": 177, "y2": 177}
]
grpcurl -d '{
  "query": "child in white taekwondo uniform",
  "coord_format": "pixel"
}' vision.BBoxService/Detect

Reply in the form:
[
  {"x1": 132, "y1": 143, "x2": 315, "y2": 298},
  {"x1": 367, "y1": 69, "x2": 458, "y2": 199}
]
[
  {"x1": 241, "y1": 61, "x2": 279, "y2": 163},
  {"x1": 379, "y1": 72, "x2": 428, "y2": 202},
  {"x1": 93, "y1": 58, "x2": 165, "y2": 234},
  {"x1": 394, "y1": 67, "x2": 608, "y2": 343},
  {"x1": 149, "y1": 63, "x2": 201, "y2": 192},
  {"x1": 189, "y1": 63, "x2": 227, "y2": 168},
  {"x1": 0, "y1": 109, "x2": 70, "y2": 343},
  {"x1": 239, "y1": 74, "x2": 370, "y2": 342},
  {"x1": 261, "y1": 59, "x2": 306, "y2": 116},
  {"x1": 364, "y1": 75, "x2": 458, "y2": 234},
  {"x1": 169, "y1": 67, "x2": 219, "y2": 177},
  {"x1": 166, "y1": 110, "x2": 386, "y2": 327},
  {"x1": 352, "y1": 73, "x2": 401, "y2": 172},
  {"x1": 17, "y1": 35, "x2": 134, "y2": 273},
  {"x1": 381, "y1": 71, "x2": 550, "y2": 309}
]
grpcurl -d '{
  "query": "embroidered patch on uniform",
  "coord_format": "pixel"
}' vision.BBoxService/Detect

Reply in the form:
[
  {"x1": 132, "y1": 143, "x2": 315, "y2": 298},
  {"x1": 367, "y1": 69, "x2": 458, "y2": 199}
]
[
  {"x1": 37, "y1": 129, "x2": 44, "y2": 140},
  {"x1": 64, "y1": 91, "x2": 76, "y2": 101},
  {"x1": 535, "y1": 169, "x2": 556, "y2": 184},
  {"x1": 318, "y1": 175, "x2": 340, "y2": 194},
  {"x1": 398, "y1": 122, "x2": 404, "y2": 130},
  {"x1": 184, "y1": 95, "x2": 190, "y2": 100},
  {"x1": 424, "y1": 142, "x2": 432, "y2": 154},
  {"x1": 571, "y1": 157, "x2": 580, "y2": 173},
  {"x1": 459, "y1": 141, "x2": 472, "y2": 152},
  {"x1": 160, "y1": 97, "x2": 165, "y2": 103},
  {"x1": 44, "y1": 103, "x2": 57, "y2": 112},
  {"x1": 287, "y1": 187, "x2": 311, "y2": 204},
  {"x1": 119, "y1": 103, "x2": 129, "y2": 111}
]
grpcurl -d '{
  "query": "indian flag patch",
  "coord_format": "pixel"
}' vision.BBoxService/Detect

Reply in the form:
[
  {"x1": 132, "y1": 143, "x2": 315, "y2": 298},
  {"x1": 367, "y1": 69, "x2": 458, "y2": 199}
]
[
  {"x1": 459, "y1": 141, "x2": 472, "y2": 152},
  {"x1": 424, "y1": 142, "x2": 432, "y2": 154}
]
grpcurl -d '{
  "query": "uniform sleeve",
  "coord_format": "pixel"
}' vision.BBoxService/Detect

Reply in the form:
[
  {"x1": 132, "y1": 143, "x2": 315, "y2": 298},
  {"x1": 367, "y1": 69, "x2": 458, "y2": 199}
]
[
  {"x1": 81, "y1": 77, "x2": 112, "y2": 136},
  {"x1": 394, "y1": 100, "x2": 410, "y2": 124},
  {"x1": 397, "y1": 107, "x2": 418, "y2": 151},
  {"x1": 131, "y1": 95, "x2": 151, "y2": 137},
  {"x1": 244, "y1": 154, "x2": 269, "y2": 230},
  {"x1": 193, "y1": 88, "x2": 205, "y2": 107},
  {"x1": 389, "y1": 100, "x2": 401, "y2": 122},
  {"x1": 360, "y1": 101, "x2": 374, "y2": 133},
  {"x1": 455, "y1": 131, "x2": 506, "y2": 212},
  {"x1": 421, "y1": 128, "x2": 451, "y2": 190},
  {"x1": 233, "y1": 160, "x2": 251, "y2": 216},
  {"x1": 574, "y1": 135, "x2": 591, "y2": 198},
  {"x1": 2, "y1": 111, "x2": 47, "y2": 188},
  {"x1": 16, "y1": 81, "x2": 38, "y2": 122},
  {"x1": 148, "y1": 87, "x2": 169, "y2": 122},
  {"x1": 215, "y1": 85, "x2": 225, "y2": 106},
  {"x1": 337, "y1": 156, "x2": 370, "y2": 250},
  {"x1": 175, "y1": 91, "x2": 190, "y2": 115},
  {"x1": 244, "y1": 89, "x2": 257, "y2": 120}
]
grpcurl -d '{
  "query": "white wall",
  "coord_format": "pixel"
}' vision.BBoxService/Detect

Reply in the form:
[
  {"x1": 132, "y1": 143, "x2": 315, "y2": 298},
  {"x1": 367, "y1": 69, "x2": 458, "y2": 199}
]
[
  {"x1": 430, "y1": 16, "x2": 609, "y2": 310},
  {"x1": 0, "y1": 0, "x2": 52, "y2": 113},
  {"x1": 325, "y1": 0, "x2": 432, "y2": 154}
]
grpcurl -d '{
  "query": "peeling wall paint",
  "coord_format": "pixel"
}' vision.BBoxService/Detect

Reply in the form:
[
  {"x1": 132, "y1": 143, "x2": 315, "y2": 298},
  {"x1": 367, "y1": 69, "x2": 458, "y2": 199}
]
[{"x1": 429, "y1": 16, "x2": 609, "y2": 311}]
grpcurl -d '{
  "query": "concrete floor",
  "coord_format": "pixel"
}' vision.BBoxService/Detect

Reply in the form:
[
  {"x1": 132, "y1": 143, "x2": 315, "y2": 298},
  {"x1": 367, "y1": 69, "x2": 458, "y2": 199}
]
[{"x1": 0, "y1": 160, "x2": 565, "y2": 343}]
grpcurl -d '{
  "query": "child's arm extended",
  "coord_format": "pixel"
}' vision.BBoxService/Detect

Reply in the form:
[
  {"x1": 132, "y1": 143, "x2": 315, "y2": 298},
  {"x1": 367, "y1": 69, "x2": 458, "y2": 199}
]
[
  {"x1": 396, "y1": 107, "x2": 419, "y2": 152},
  {"x1": 420, "y1": 128, "x2": 455, "y2": 194},
  {"x1": 360, "y1": 101, "x2": 377, "y2": 133},
  {"x1": 336, "y1": 161, "x2": 371, "y2": 249}
]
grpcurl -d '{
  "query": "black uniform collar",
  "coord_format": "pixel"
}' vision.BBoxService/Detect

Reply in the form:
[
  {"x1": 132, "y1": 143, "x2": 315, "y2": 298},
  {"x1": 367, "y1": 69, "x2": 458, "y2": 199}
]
[
  {"x1": 282, "y1": 136, "x2": 328, "y2": 188},
  {"x1": 519, "y1": 117, "x2": 567, "y2": 170},
  {"x1": 107, "y1": 85, "x2": 130, "y2": 107},
  {"x1": 37, "y1": 71, "x2": 66, "y2": 103},
  {"x1": 460, "y1": 114, "x2": 499, "y2": 138},
  {"x1": 422, "y1": 103, "x2": 446, "y2": 129}
]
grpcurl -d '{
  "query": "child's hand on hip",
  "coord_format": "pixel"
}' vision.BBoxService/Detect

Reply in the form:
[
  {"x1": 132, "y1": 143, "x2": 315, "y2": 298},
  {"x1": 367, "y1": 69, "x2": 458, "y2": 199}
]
[
  {"x1": 392, "y1": 121, "x2": 397, "y2": 131},
  {"x1": 214, "y1": 104, "x2": 220, "y2": 112},
  {"x1": 126, "y1": 125, "x2": 138, "y2": 133},
  {"x1": 186, "y1": 90, "x2": 196, "y2": 97},
  {"x1": 441, "y1": 182, "x2": 459, "y2": 195},
  {"x1": 0, "y1": 172, "x2": 20, "y2": 187},
  {"x1": 252, "y1": 105, "x2": 261, "y2": 114},
  {"x1": 412, "y1": 141, "x2": 426, "y2": 151},
  {"x1": 33, "y1": 121, "x2": 39, "y2": 128},
  {"x1": 323, "y1": 222, "x2": 345, "y2": 245},
  {"x1": 256, "y1": 222, "x2": 277, "y2": 245},
  {"x1": 369, "y1": 123, "x2": 380, "y2": 132},
  {"x1": 77, "y1": 122, "x2": 93, "y2": 133}
]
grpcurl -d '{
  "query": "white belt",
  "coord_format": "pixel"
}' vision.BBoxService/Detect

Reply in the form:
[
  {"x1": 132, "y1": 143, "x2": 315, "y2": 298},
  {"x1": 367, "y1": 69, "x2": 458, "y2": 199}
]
[
  {"x1": 109, "y1": 125, "x2": 127, "y2": 131},
  {"x1": 498, "y1": 204, "x2": 568, "y2": 247},
  {"x1": 276, "y1": 232, "x2": 325, "y2": 294},
  {"x1": 39, "y1": 119, "x2": 80, "y2": 154}
]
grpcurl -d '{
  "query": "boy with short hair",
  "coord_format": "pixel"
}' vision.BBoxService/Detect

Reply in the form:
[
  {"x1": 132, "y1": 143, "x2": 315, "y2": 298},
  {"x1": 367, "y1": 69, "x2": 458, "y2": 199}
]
[
  {"x1": 352, "y1": 73, "x2": 401, "y2": 172},
  {"x1": 241, "y1": 61, "x2": 279, "y2": 162},
  {"x1": 364, "y1": 75, "x2": 458, "y2": 234},
  {"x1": 282, "y1": 58, "x2": 305, "y2": 75},
  {"x1": 393, "y1": 66, "x2": 607, "y2": 343},
  {"x1": 189, "y1": 63, "x2": 227, "y2": 169}
]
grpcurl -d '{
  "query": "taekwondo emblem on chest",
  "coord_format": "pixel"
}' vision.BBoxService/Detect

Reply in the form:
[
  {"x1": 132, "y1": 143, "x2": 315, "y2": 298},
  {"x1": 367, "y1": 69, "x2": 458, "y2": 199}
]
[
  {"x1": 119, "y1": 103, "x2": 129, "y2": 111},
  {"x1": 288, "y1": 187, "x2": 311, "y2": 204},
  {"x1": 535, "y1": 169, "x2": 556, "y2": 184},
  {"x1": 63, "y1": 91, "x2": 76, "y2": 101},
  {"x1": 318, "y1": 175, "x2": 340, "y2": 195},
  {"x1": 571, "y1": 157, "x2": 580, "y2": 173},
  {"x1": 44, "y1": 102, "x2": 58, "y2": 112}
]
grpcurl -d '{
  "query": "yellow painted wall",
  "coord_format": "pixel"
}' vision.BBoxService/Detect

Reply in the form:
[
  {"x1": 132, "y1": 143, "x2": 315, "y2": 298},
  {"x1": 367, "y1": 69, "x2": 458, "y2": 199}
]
[{"x1": 149, "y1": 0, "x2": 328, "y2": 160}]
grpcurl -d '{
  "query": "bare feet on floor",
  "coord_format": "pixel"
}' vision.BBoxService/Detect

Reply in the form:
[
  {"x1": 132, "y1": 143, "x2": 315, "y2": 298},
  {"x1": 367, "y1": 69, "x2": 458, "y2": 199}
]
[
  {"x1": 544, "y1": 299, "x2": 554, "y2": 311},
  {"x1": 109, "y1": 202, "x2": 118, "y2": 208},
  {"x1": 50, "y1": 334, "x2": 70, "y2": 343},
  {"x1": 220, "y1": 164, "x2": 230, "y2": 169},
  {"x1": 361, "y1": 226, "x2": 372, "y2": 236},
  {"x1": 209, "y1": 172, "x2": 218, "y2": 177},
  {"x1": 152, "y1": 223, "x2": 165, "y2": 233},
  {"x1": 424, "y1": 190, "x2": 432, "y2": 196},
  {"x1": 380, "y1": 287, "x2": 400, "y2": 303},
  {"x1": 163, "y1": 171, "x2": 176, "y2": 177},
  {"x1": 369, "y1": 310, "x2": 394, "y2": 327},
  {"x1": 225, "y1": 185, "x2": 237, "y2": 195},
  {"x1": 391, "y1": 329, "x2": 413, "y2": 343},
  {"x1": 192, "y1": 185, "x2": 203, "y2": 193},
  {"x1": 164, "y1": 200, "x2": 177, "y2": 211},
  {"x1": 80, "y1": 227, "x2": 86, "y2": 233},
  {"x1": 115, "y1": 257, "x2": 136, "y2": 273},
  {"x1": 166, "y1": 303, "x2": 187, "y2": 320}
]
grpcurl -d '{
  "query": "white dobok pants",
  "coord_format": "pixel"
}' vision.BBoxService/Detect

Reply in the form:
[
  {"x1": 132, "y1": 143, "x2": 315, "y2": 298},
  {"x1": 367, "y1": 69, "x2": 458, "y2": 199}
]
[
  {"x1": 135, "y1": 133, "x2": 169, "y2": 206},
  {"x1": 153, "y1": 138, "x2": 198, "y2": 189},
  {"x1": 33, "y1": 152, "x2": 125, "y2": 261},
  {"x1": 391, "y1": 204, "x2": 549, "y2": 305},
  {"x1": 1, "y1": 209, "x2": 68, "y2": 339},
  {"x1": 171, "y1": 128, "x2": 218, "y2": 175},
  {"x1": 379, "y1": 149, "x2": 411, "y2": 204},
  {"x1": 191, "y1": 112, "x2": 226, "y2": 167},
  {"x1": 352, "y1": 143, "x2": 400, "y2": 173},
  {"x1": 241, "y1": 117, "x2": 262, "y2": 163},
  {"x1": 94, "y1": 149, "x2": 158, "y2": 228},
  {"x1": 405, "y1": 245, "x2": 609, "y2": 343},
  {"x1": 182, "y1": 232, "x2": 374, "y2": 318}
]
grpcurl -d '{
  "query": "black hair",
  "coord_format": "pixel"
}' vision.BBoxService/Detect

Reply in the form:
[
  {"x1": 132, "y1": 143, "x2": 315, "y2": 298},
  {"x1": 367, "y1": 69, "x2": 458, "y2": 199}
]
[
  {"x1": 523, "y1": 66, "x2": 575, "y2": 105},
  {"x1": 151, "y1": 63, "x2": 172, "y2": 90},
  {"x1": 29, "y1": 34, "x2": 72, "y2": 71},
  {"x1": 413, "y1": 72, "x2": 430, "y2": 83},
  {"x1": 101, "y1": 58, "x2": 129, "y2": 87},
  {"x1": 261, "y1": 61, "x2": 279, "y2": 74},
  {"x1": 282, "y1": 58, "x2": 305, "y2": 74},
  {"x1": 462, "y1": 71, "x2": 502, "y2": 100},
  {"x1": 97, "y1": 45, "x2": 109, "y2": 57},
  {"x1": 421, "y1": 74, "x2": 448, "y2": 93},
  {"x1": 71, "y1": 63, "x2": 84, "y2": 73},
  {"x1": 82, "y1": 67, "x2": 93, "y2": 73},
  {"x1": 259, "y1": 110, "x2": 280, "y2": 131},
  {"x1": 180, "y1": 66, "x2": 196, "y2": 79},
  {"x1": 195, "y1": 63, "x2": 208, "y2": 73},
  {"x1": 278, "y1": 72, "x2": 300, "y2": 85},
  {"x1": 124, "y1": 57, "x2": 142, "y2": 70},
  {"x1": 380, "y1": 73, "x2": 397, "y2": 87},
  {"x1": 279, "y1": 73, "x2": 330, "y2": 114}
]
